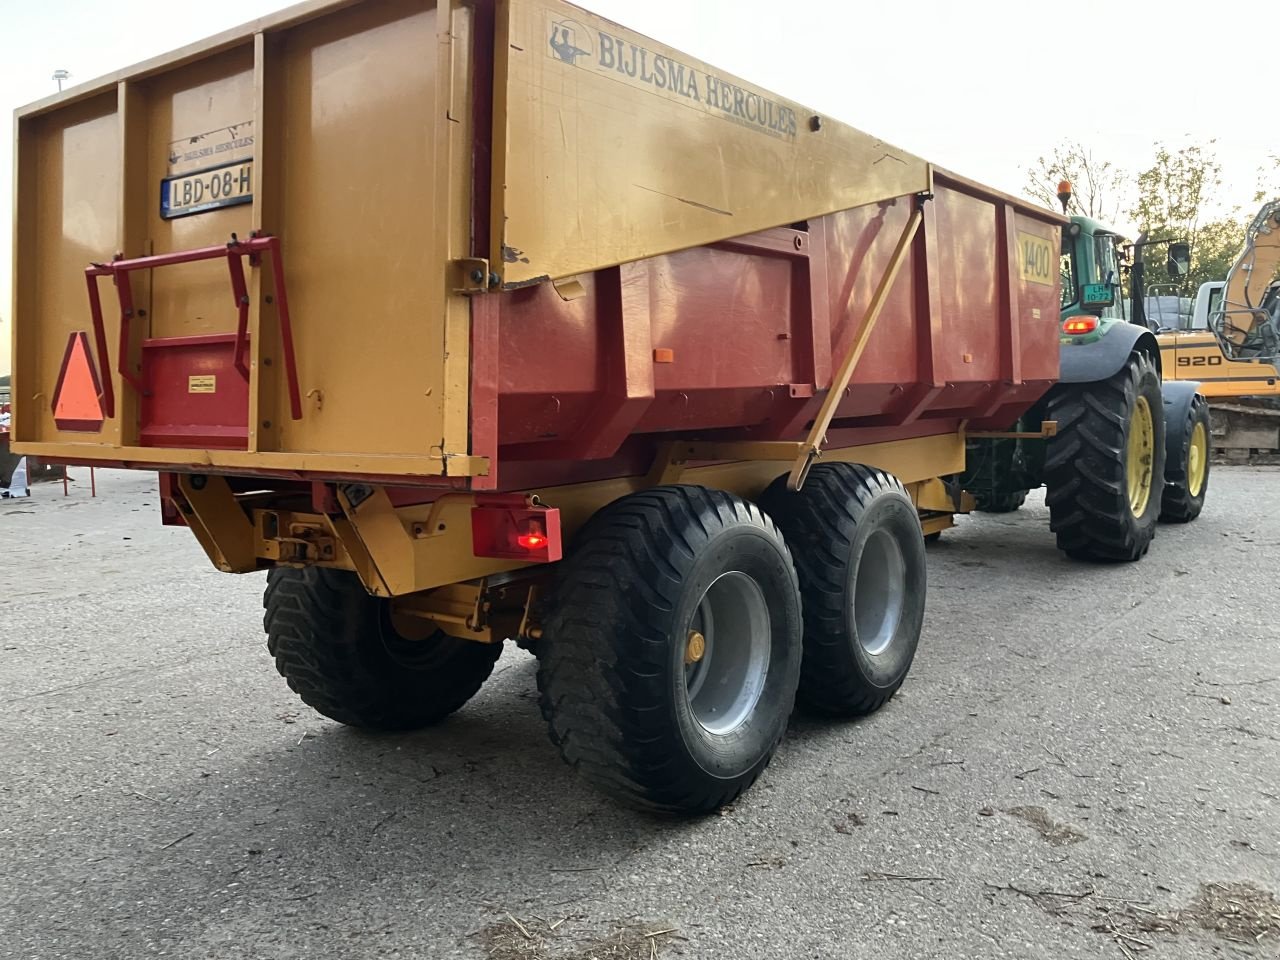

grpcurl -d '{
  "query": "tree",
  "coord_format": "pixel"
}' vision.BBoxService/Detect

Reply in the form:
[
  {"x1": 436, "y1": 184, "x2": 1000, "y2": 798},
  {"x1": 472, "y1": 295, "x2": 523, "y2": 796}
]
[
  {"x1": 1185, "y1": 218, "x2": 1245, "y2": 291},
  {"x1": 1129, "y1": 141, "x2": 1225, "y2": 295},
  {"x1": 1130, "y1": 141, "x2": 1220, "y2": 238},
  {"x1": 1024, "y1": 141, "x2": 1127, "y2": 223},
  {"x1": 1255, "y1": 156, "x2": 1279, "y2": 204}
]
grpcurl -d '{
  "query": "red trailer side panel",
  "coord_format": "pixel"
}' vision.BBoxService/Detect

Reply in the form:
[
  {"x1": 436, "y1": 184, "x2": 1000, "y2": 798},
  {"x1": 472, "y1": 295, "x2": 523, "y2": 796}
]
[{"x1": 487, "y1": 173, "x2": 1062, "y2": 485}]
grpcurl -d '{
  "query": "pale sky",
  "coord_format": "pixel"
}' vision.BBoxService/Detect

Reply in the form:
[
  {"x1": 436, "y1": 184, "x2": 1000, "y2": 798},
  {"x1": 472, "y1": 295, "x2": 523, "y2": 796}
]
[{"x1": 2, "y1": 0, "x2": 1272, "y2": 375}]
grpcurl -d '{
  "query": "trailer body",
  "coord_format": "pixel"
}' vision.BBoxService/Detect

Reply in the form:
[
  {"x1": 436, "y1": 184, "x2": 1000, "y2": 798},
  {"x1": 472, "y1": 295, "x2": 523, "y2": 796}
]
[
  {"x1": 15, "y1": 0, "x2": 1059, "y2": 491},
  {"x1": 13, "y1": 0, "x2": 1082, "y2": 812}
]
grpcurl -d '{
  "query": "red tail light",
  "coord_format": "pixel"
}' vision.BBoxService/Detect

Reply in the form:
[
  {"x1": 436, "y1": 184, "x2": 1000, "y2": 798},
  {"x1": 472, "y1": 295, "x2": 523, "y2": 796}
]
[
  {"x1": 1063, "y1": 316, "x2": 1098, "y2": 335},
  {"x1": 516, "y1": 520, "x2": 548, "y2": 550},
  {"x1": 471, "y1": 499, "x2": 562, "y2": 562}
]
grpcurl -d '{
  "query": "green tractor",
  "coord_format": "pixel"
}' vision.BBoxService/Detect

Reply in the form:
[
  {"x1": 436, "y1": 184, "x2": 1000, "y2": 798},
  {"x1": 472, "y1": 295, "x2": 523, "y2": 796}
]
[{"x1": 959, "y1": 185, "x2": 1210, "y2": 560}]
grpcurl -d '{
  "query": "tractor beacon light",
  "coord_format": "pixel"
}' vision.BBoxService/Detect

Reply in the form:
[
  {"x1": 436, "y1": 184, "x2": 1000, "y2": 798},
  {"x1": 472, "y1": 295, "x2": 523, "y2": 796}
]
[
  {"x1": 1057, "y1": 180, "x2": 1073, "y2": 214},
  {"x1": 1063, "y1": 316, "x2": 1098, "y2": 335}
]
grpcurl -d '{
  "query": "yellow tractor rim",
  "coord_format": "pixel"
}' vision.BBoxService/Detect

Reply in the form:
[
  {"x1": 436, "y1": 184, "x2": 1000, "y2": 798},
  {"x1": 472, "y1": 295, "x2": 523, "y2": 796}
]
[
  {"x1": 1126, "y1": 395, "x2": 1155, "y2": 517},
  {"x1": 1188, "y1": 420, "x2": 1207, "y2": 497}
]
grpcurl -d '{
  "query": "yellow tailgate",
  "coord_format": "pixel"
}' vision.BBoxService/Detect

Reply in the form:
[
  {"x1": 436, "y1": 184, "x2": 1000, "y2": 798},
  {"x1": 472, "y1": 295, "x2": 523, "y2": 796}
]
[{"x1": 13, "y1": 0, "x2": 479, "y2": 479}]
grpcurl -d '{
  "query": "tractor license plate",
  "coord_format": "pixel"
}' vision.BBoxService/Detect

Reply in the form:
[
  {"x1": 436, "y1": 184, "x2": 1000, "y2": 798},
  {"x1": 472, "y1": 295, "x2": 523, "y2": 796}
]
[{"x1": 160, "y1": 160, "x2": 253, "y2": 219}]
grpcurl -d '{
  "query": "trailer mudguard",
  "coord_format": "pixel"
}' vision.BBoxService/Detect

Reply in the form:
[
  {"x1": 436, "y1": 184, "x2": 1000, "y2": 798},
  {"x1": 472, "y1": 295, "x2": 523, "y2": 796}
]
[{"x1": 1059, "y1": 324, "x2": 1161, "y2": 384}]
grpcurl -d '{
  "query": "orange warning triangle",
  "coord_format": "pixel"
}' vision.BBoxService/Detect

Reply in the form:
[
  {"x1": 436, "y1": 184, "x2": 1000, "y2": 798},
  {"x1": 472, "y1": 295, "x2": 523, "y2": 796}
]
[{"x1": 53, "y1": 332, "x2": 105, "y2": 432}]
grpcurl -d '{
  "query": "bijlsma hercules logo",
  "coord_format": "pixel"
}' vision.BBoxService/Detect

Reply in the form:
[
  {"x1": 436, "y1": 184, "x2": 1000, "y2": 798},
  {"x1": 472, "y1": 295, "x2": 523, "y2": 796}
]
[
  {"x1": 548, "y1": 19, "x2": 593, "y2": 65},
  {"x1": 545, "y1": 16, "x2": 797, "y2": 140}
]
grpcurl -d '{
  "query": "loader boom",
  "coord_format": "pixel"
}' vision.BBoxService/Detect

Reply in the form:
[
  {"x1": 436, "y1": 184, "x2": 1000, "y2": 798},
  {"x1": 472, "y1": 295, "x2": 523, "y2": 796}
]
[{"x1": 1213, "y1": 199, "x2": 1280, "y2": 357}]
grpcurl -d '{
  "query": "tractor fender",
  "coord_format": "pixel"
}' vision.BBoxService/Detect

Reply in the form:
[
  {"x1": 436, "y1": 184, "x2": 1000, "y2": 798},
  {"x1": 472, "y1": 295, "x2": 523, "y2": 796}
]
[
  {"x1": 1059, "y1": 324, "x2": 1161, "y2": 383},
  {"x1": 1160, "y1": 379, "x2": 1203, "y2": 476},
  {"x1": 1160, "y1": 379, "x2": 1202, "y2": 426}
]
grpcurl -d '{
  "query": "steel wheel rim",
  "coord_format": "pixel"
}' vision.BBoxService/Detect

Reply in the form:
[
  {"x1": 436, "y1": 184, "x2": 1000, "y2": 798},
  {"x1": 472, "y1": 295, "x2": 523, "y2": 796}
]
[
  {"x1": 685, "y1": 571, "x2": 771, "y2": 736},
  {"x1": 1126, "y1": 395, "x2": 1155, "y2": 517},
  {"x1": 853, "y1": 528, "x2": 906, "y2": 656},
  {"x1": 1188, "y1": 420, "x2": 1207, "y2": 497}
]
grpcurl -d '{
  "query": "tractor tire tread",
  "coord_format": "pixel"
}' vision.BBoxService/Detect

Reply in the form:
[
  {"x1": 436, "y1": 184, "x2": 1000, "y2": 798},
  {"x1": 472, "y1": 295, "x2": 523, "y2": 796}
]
[
  {"x1": 1043, "y1": 351, "x2": 1165, "y2": 562},
  {"x1": 974, "y1": 489, "x2": 1028, "y2": 513},
  {"x1": 1160, "y1": 393, "x2": 1211, "y2": 523}
]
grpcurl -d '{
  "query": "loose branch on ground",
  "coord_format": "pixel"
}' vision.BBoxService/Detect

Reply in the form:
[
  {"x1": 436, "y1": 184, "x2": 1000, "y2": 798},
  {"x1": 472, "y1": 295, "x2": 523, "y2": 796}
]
[
  {"x1": 160, "y1": 831, "x2": 195, "y2": 850},
  {"x1": 864, "y1": 872, "x2": 945, "y2": 882}
]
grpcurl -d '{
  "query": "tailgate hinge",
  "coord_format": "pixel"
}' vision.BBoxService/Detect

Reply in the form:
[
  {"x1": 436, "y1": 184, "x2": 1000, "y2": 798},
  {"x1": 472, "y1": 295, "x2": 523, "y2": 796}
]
[{"x1": 452, "y1": 258, "x2": 499, "y2": 295}]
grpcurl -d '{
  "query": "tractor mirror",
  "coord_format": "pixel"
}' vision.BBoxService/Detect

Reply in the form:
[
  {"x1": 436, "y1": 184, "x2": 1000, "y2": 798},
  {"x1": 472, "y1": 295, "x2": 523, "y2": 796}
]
[{"x1": 1167, "y1": 242, "x2": 1191, "y2": 277}]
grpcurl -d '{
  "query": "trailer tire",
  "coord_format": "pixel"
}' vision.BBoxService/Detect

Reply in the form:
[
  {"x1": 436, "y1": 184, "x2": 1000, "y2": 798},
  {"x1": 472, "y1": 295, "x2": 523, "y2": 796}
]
[
  {"x1": 264, "y1": 567, "x2": 501, "y2": 731},
  {"x1": 974, "y1": 489, "x2": 1027, "y2": 513},
  {"x1": 536, "y1": 486, "x2": 802, "y2": 814},
  {"x1": 1160, "y1": 393, "x2": 1211, "y2": 523},
  {"x1": 0, "y1": 447, "x2": 19, "y2": 488},
  {"x1": 1044, "y1": 351, "x2": 1165, "y2": 562},
  {"x1": 761, "y1": 464, "x2": 926, "y2": 717}
]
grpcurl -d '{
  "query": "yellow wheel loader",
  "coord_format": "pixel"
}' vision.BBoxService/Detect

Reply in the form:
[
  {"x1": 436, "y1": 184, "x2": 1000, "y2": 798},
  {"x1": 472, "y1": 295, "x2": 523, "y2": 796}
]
[{"x1": 1156, "y1": 200, "x2": 1280, "y2": 461}]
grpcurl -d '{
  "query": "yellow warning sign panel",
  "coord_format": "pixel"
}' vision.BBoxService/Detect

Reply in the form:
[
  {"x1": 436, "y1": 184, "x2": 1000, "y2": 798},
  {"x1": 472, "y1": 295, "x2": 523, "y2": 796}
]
[
  {"x1": 188, "y1": 375, "x2": 217, "y2": 394},
  {"x1": 52, "y1": 331, "x2": 105, "y2": 432}
]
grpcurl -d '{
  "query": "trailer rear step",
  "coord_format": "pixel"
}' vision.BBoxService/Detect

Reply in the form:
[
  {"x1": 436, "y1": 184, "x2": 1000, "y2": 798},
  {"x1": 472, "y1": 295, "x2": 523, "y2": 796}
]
[{"x1": 84, "y1": 234, "x2": 301, "y2": 449}]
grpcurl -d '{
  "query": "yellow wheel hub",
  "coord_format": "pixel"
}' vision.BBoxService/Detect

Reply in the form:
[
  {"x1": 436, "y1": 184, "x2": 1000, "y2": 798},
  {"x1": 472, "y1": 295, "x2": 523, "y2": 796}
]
[
  {"x1": 1188, "y1": 420, "x2": 1207, "y2": 497},
  {"x1": 685, "y1": 630, "x2": 706, "y2": 665},
  {"x1": 1126, "y1": 395, "x2": 1155, "y2": 517}
]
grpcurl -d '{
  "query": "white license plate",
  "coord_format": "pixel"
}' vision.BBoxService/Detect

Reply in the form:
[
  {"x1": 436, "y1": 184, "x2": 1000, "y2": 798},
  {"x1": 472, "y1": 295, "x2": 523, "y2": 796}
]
[{"x1": 160, "y1": 160, "x2": 253, "y2": 219}]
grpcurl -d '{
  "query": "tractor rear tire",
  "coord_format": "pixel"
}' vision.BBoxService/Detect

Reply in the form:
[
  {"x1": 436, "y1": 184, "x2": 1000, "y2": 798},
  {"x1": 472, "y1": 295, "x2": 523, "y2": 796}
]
[
  {"x1": 761, "y1": 464, "x2": 927, "y2": 717},
  {"x1": 537, "y1": 486, "x2": 803, "y2": 814},
  {"x1": 1044, "y1": 351, "x2": 1165, "y2": 562},
  {"x1": 974, "y1": 489, "x2": 1027, "y2": 513},
  {"x1": 264, "y1": 567, "x2": 501, "y2": 731},
  {"x1": 1160, "y1": 393, "x2": 1211, "y2": 523}
]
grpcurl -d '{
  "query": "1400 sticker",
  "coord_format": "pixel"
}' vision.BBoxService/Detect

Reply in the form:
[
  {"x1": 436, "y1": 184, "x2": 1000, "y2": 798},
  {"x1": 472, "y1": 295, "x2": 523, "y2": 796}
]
[{"x1": 1018, "y1": 232, "x2": 1055, "y2": 286}]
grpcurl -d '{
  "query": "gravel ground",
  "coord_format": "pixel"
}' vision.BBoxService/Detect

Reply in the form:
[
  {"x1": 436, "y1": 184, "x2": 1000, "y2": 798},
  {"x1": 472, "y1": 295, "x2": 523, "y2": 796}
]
[{"x1": 2, "y1": 468, "x2": 1277, "y2": 960}]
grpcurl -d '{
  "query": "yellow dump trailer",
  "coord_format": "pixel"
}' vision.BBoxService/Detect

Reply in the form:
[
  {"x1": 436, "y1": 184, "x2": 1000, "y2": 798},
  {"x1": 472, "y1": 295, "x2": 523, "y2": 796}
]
[{"x1": 13, "y1": 0, "x2": 1080, "y2": 813}]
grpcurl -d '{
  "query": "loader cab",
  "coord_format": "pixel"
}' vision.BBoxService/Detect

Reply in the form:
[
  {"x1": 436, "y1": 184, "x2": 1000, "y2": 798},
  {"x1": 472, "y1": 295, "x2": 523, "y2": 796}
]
[{"x1": 1190, "y1": 282, "x2": 1225, "y2": 331}]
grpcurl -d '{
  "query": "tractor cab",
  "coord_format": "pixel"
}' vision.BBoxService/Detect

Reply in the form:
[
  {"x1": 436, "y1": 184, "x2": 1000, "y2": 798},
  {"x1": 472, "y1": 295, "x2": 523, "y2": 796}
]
[
  {"x1": 1054, "y1": 180, "x2": 1190, "y2": 343},
  {"x1": 1060, "y1": 215, "x2": 1127, "y2": 327}
]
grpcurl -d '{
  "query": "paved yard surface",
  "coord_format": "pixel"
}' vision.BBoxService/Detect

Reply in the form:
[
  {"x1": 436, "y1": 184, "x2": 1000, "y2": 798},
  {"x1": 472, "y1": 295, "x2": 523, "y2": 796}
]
[{"x1": 2, "y1": 468, "x2": 1278, "y2": 960}]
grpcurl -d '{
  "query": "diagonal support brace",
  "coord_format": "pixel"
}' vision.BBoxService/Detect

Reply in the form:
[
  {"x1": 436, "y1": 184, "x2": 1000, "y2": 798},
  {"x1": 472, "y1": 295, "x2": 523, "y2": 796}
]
[{"x1": 788, "y1": 198, "x2": 926, "y2": 490}]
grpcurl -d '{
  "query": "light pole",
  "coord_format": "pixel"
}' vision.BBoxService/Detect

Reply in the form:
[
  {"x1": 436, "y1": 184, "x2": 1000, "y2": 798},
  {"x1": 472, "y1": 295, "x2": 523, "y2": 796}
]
[{"x1": 52, "y1": 69, "x2": 70, "y2": 92}]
